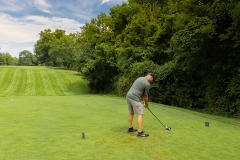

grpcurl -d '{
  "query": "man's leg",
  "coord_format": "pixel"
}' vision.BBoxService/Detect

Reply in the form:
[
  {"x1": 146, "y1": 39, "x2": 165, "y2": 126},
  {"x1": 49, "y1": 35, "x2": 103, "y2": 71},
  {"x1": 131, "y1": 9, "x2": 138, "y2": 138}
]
[
  {"x1": 128, "y1": 113, "x2": 137, "y2": 132},
  {"x1": 137, "y1": 114, "x2": 143, "y2": 132},
  {"x1": 127, "y1": 99, "x2": 149, "y2": 137},
  {"x1": 137, "y1": 114, "x2": 149, "y2": 137},
  {"x1": 127, "y1": 98, "x2": 137, "y2": 132},
  {"x1": 128, "y1": 113, "x2": 134, "y2": 128}
]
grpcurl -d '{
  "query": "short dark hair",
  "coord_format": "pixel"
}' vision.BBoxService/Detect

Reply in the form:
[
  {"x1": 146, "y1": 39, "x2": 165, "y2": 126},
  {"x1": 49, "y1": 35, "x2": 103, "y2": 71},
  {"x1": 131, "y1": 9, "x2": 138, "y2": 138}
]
[{"x1": 148, "y1": 73, "x2": 155, "y2": 80}]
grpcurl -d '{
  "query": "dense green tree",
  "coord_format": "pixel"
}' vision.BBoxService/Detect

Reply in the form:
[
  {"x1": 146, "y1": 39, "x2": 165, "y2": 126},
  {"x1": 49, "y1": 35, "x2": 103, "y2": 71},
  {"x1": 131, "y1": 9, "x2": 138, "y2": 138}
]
[
  {"x1": 0, "y1": 53, "x2": 6, "y2": 65},
  {"x1": 115, "y1": 0, "x2": 240, "y2": 117},
  {"x1": 5, "y1": 53, "x2": 14, "y2": 65},
  {"x1": 76, "y1": 13, "x2": 119, "y2": 93},
  {"x1": 19, "y1": 50, "x2": 34, "y2": 66},
  {"x1": 0, "y1": 52, "x2": 15, "y2": 65},
  {"x1": 12, "y1": 57, "x2": 19, "y2": 65},
  {"x1": 128, "y1": 0, "x2": 166, "y2": 22},
  {"x1": 49, "y1": 33, "x2": 77, "y2": 69},
  {"x1": 152, "y1": 0, "x2": 240, "y2": 117},
  {"x1": 34, "y1": 29, "x2": 66, "y2": 66},
  {"x1": 31, "y1": 55, "x2": 38, "y2": 66},
  {"x1": 110, "y1": 3, "x2": 137, "y2": 35}
]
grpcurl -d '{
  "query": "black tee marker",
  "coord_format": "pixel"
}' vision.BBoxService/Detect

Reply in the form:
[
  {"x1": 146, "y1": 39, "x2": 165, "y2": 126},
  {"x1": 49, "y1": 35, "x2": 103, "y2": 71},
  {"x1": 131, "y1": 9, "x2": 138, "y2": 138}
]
[{"x1": 82, "y1": 132, "x2": 85, "y2": 139}]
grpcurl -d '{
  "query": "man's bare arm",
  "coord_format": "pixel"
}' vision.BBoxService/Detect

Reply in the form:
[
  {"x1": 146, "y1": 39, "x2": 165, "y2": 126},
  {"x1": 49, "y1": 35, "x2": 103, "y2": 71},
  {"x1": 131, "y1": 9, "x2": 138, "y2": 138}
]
[{"x1": 143, "y1": 94, "x2": 149, "y2": 108}]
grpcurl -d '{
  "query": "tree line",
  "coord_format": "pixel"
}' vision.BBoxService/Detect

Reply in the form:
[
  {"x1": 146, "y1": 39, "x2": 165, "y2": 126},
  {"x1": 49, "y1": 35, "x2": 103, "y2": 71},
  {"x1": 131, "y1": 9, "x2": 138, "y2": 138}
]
[
  {"x1": 7, "y1": 0, "x2": 240, "y2": 117},
  {"x1": 0, "y1": 50, "x2": 38, "y2": 66},
  {"x1": 0, "y1": 52, "x2": 18, "y2": 65}
]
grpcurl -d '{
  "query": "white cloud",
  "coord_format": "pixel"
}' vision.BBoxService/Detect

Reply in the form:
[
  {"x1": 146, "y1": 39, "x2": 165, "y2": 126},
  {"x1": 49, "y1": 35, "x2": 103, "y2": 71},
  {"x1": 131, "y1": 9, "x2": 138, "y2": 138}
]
[
  {"x1": 0, "y1": 0, "x2": 51, "y2": 13},
  {"x1": 0, "y1": 13, "x2": 84, "y2": 57},
  {"x1": 33, "y1": 0, "x2": 51, "y2": 13},
  {"x1": 0, "y1": 0, "x2": 127, "y2": 57},
  {"x1": 100, "y1": 0, "x2": 128, "y2": 6},
  {"x1": 0, "y1": 0, "x2": 31, "y2": 12},
  {"x1": 105, "y1": 0, "x2": 128, "y2": 5},
  {"x1": 34, "y1": 0, "x2": 50, "y2": 8},
  {"x1": 100, "y1": 0, "x2": 111, "y2": 5}
]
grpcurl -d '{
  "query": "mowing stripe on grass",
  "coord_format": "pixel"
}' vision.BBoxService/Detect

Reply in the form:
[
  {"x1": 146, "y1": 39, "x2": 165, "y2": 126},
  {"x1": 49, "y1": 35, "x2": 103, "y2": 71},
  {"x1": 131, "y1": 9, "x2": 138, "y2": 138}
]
[
  {"x1": 0, "y1": 66, "x2": 88, "y2": 96},
  {"x1": 17, "y1": 68, "x2": 28, "y2": 95},
  {"x1": 0, "y1": 67, "x2": 8, "y2": 84},
  {"x1": 0, "y1": 67, "x2": 13, "y2": 95},
  {"x1": 39, "y1": 70, "x2": 55, "y2": 95},
  {"x1": 48, "y1": 69, "x2": 66, "y2": 95},
  {"x1": 34, "y1": 69, "x2": 47, "y2": 95},
  {"x1": 25, "y1": 70, "x2": 36, "y2": 95},
  {"x1": 0, "y1": 69, "x2": 20, "y2": 96}
]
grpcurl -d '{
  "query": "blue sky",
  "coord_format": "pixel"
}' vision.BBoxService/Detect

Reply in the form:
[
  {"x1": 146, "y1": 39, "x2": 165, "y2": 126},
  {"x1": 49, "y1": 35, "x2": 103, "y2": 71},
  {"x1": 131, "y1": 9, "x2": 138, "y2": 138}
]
[{"x1": 0, "y1": 0, "x2": 127, "y2": 57}]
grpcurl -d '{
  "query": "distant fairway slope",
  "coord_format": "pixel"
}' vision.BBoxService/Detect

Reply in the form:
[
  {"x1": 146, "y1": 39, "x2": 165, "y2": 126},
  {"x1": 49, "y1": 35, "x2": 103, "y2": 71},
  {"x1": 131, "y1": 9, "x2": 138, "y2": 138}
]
[{"x1": 0, "y1": 66, "x2": 88, "y2": 96}]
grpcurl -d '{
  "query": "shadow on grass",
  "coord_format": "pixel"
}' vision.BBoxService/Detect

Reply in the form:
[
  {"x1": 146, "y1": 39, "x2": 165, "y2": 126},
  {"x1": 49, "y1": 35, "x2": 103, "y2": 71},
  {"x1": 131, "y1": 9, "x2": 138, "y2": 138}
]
[
  {"x1": 111, "y1": 126, "x2": 128, "y2": 133},
  {"x1": 48, "y1": 66, "x2": 78, "y2": 71},
  {"x1": 65, "y1": 81, "x2": 89, "y2": 95},
  {"x1": 49, "y1": 67, "x2": 82, "y2": 77}
]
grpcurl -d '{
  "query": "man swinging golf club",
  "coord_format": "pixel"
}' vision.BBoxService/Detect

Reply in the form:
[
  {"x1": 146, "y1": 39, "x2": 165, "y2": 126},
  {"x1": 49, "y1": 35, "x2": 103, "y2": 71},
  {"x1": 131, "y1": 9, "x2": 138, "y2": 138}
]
[{"x1": 126, "y1": 73, "x2": 154, "y2": 137}]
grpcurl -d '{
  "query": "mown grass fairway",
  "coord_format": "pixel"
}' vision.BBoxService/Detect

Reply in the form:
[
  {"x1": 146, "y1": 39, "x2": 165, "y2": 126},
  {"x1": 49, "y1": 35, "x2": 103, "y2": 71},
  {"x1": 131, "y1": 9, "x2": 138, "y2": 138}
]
[
  {"x1": 0, "y1": 66, "x2": 88, "y2": 96},
  {"x1": 0, "y1": 66, "x2": 240, "y2": 160}
]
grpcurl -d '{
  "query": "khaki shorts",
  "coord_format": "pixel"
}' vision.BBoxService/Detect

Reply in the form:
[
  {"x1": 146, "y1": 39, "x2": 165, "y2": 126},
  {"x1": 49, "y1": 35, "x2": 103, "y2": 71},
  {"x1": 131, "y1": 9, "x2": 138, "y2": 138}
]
[{"x1": 126, "y1": 98, "x2": 143, "y2": 116}]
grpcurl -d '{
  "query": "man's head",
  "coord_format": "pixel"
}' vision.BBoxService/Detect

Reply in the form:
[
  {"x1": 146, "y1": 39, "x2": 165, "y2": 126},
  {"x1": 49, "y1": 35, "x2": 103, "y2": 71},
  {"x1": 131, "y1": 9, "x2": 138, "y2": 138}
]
[{"x1": 146, "y1": 73, "x2": 155, "y2": 82}]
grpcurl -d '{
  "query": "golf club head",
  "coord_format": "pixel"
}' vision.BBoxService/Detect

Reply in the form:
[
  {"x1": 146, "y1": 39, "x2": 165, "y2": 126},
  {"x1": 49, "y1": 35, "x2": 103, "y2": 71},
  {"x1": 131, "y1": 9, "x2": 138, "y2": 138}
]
[{"x1": 166, "y1": 127, "x2": 171, "y2": 131}]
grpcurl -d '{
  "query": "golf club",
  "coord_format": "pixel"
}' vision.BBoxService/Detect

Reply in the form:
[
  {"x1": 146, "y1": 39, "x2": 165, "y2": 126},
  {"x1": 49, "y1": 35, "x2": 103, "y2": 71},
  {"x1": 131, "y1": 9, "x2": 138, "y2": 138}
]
[{"x1": 147, "y1": 108, "x2": 171, "y2": 131}]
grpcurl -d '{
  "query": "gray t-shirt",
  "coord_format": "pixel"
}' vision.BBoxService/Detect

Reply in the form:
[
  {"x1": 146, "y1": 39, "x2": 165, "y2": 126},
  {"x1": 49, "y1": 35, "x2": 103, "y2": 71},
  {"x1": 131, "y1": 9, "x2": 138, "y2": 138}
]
[{"x1": 126, "y1": 77, "x2": 151, "y2": 102}]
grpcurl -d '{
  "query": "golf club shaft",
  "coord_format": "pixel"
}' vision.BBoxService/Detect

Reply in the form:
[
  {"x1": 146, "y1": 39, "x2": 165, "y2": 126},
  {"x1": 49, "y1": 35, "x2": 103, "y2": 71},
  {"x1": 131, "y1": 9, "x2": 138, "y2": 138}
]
[{"x1": 147, "y1": 108, "x2": 166, "y2": 129}]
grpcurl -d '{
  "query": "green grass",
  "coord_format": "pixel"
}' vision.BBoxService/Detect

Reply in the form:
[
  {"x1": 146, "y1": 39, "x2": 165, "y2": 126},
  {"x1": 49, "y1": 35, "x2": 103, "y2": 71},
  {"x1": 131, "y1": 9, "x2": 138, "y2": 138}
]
[
  {"x1": 0, "y1": 66, "x2": 240, "y2": 159},
  {"x1": 0, "y1": 66, "x2": 88, "y2": 96}
]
